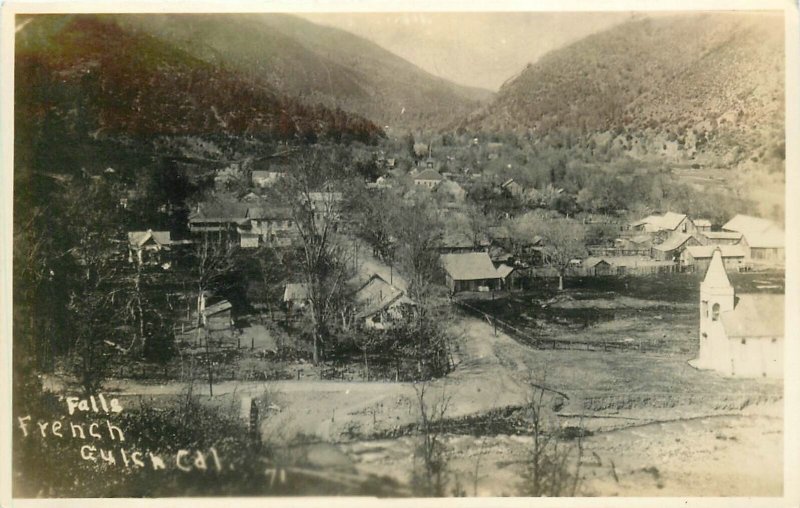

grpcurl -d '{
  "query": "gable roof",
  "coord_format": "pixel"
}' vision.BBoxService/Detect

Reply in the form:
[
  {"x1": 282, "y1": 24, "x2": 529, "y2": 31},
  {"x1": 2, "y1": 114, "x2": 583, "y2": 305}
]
[
  {"x1": 631, "y1": 212, "x2": 687, "y2": 231},
  {"x1": 190, "y1": 201, "x2": 250, "y2": 222},
  {"x1": 685, "y1": 245, "x2": 746, "y2": 259},
  {"x1": 440, "y1": 252, "x2": 501, "y2": 281},
  {"x1": 496, "y1": 264, "x2": 515, "y2": 279},
  {"x1": 703, "y1": 231, "x2": 743, "y2": 240},
  {"x1": 722, "y1": 214, "x2": 775, "y2": 234},
  {"x1": 353, "y1": 274, "x2": 415, "y2": 319},
  {"x1": 746, "y1": 228, "x2": 785, "y2": 249},
  {"x1": 203, "y1": 300, "x2": 232, "y2": 317},
  {"x1": 722, "y1": 215, "x2": 784, "y2": 249},
  {"x1": 414, "y1": 168, "x2": 444, "y2": 181},
  {"x1": 721, "y1": 294, "x2": 784, "y2": 338},
  {"x1": 128, "y1": 230, "x2": 171, "y2": 247},
  {"x1": 652, "y1": 233, "x2": 696, "y2": 252}
]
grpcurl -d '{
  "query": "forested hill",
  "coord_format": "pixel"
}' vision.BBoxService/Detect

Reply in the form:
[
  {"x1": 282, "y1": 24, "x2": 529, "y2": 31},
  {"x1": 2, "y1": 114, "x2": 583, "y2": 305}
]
[
  {"x1": 460, "y1": 13, "x2": 784, "y2": 169},
  {"x1": 114, "y1": 13, "x2": 492, "y2": 131},
  {"x1": 15, "y1": 15, "x2": 383, "y2": 146}
]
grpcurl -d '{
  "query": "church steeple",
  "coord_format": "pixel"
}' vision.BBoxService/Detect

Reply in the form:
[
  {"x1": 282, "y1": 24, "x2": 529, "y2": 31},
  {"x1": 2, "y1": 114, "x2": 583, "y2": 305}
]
[
  {"x1": 698, "y1": 248, "x2": 735, "y2": 360},
  {"x1": 702, "y1": 248, "x2": 732, "y2": 292}
]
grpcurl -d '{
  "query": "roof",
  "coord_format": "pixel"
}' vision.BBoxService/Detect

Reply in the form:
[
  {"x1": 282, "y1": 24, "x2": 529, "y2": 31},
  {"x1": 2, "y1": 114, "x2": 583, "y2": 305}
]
[
  {"x1": 631, "y1": 212, "x2": 687, "y2": 231},
  {"x1": 584, "y1": 258, "x2": 612, "y2": 268},
  {"x1": 722, "y1": 214, "x2": 776, "y2": 235},
  {"x1": 190, "y1": 201, "x2": 249, "y2": 222},
  {"x1": 703, "y1": 231, "x2": 743, "y2": 240},
  {"x1": 283, "y1": 283, "x2": 310, "y2": 302},
  {"x1": 440, "y1": 252, "x2": 501, "y2": 281},
  {"x1": 203, "y1": 300, "x2": 232, "y2": 316},
  {"x1": 652, "y1": 233, "x2": 696, "y2": 252},
  {"x1": 128, "y1": 230, "x2": 171, "y2": 247},
  {"x1": 414, "y1": 168, "x2": 444, "y2": 181},
  {"x1": 693, "y1": 219, "x2": 712, "y2": 227},
  {"x1": 496, "y1": 264, "x2": 515, "y2": 279},
  {"x1": 746, "y1": 228, "x2": 785, "y2": 249},
  {"x1": 721, "y1": 294, "x2": 784, "y2": 338},
  {"x1": 685, "y1": 245, "x2": 746, "y2": 259},
  {"x1": 722, "y1": 214, "x2": 784, "y2": 248},
  {"x1": 701, "y1": 249, "x2": 732, "y2": 290},
  {"x1": 353, "y1": 274, "x2": 415, "y2": 319},
  {"x1": 583, "y1": 256, "x2": 674, "y2": 268}
]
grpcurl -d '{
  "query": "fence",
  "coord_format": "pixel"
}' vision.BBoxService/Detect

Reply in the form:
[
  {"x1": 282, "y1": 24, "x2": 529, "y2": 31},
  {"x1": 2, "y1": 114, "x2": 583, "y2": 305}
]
[
  {"x1": 455, "y1": 300, "x2": 691, "y2": 355},
  {"x1": 586, "y1": 246, "x2": 652, "y2": 257}
]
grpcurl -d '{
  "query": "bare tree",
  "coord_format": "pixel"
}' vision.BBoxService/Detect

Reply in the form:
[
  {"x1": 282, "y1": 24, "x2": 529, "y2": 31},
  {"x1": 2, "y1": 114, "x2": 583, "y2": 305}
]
[
  {"x1": 518, "y1": 377, "x2": 585, "y2": 497},
  {"x1": 390, "y1": 196, "x2": 443, "y2": 303},
  {"x1": 412, "y1": 382, "x2": 452, "y2": 497},
  {"x1": 190, "y1": 232, "x2": 238, "y2": 395},
  {"x1": 274, "y1": 149, "x2": 355, "y2": 365},
  {"x1": 539, "y1": 219, "x2": 587, "y2": 290}
]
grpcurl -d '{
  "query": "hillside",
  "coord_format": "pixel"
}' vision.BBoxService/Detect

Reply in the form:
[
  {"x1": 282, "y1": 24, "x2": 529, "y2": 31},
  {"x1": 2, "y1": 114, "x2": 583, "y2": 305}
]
[
  {"x1": 461, "y1": 13, "x2": 784, "y2": 169},
  {"x1": 115, "y1": 13, "x2": 491, "y2": 131},
  {"x1": 15, "y1": 15, "x2": 382, "y2": 143}
]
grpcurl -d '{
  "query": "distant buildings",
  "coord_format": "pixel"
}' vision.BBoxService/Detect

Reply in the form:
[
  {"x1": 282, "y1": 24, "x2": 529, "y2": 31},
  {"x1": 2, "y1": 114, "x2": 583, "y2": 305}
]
[
  {"x1": 413, "y1": 168, "x2": 444, "y2": 189},
  {"x1": 722, "y1": 214, "x2": 784, "y2": 266},
  {"x1": 682, "y1": 245, "x2": 747, "y2": 273},
  {"x1": 650, "y1": 232, "x2": 701, "y2": 262},
  {"x1": 630, "y1": 211, "x2": 695, "y2": 235},
  {"x1": 691, "y1": 249, "x2": 783, "y2": 378}
]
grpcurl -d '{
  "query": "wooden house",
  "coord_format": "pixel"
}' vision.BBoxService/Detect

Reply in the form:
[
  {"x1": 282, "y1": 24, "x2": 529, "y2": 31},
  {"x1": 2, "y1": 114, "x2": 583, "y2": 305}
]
[{"x1": 440, "y1": 252, "x2": 503, "y2": 293}]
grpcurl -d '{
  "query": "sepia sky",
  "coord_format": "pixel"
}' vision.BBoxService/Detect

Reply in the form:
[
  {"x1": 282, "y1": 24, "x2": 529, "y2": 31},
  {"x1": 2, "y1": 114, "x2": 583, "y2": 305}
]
[{"x1": 299, "y1": 12, "x2": 636, "y2": 91}]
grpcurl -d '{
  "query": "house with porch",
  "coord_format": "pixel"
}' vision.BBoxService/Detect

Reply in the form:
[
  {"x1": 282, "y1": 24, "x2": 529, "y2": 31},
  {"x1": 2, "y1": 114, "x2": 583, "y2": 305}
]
[
  {"x1": 440, "y1": 252, "x2": 503, "y2": 293},
  {"x1": 127, "y1": 230, "x2": 173, "y2": 266}
]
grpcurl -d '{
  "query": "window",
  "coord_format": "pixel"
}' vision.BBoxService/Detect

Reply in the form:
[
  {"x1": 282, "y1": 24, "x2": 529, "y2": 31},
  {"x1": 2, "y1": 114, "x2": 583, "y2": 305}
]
[
  {"x1": 702, "y1": 300, "x2": 708, "y2": 318},
  {"x1": 712, "y1": 303, "x2": 720, "y2": 321},
  {"x1": 741, "y1": 338, "x2": 747, "y2": 345}
]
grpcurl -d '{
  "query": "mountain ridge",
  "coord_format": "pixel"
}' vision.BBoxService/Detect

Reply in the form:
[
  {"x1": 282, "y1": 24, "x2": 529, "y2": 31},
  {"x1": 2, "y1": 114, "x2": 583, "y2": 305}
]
[
  {"x1": 114, "y1": 13, "x2": 492, "y2": 131},
  {"x1": 460, "y1": 13, "x2": 784, "y2": 169}
]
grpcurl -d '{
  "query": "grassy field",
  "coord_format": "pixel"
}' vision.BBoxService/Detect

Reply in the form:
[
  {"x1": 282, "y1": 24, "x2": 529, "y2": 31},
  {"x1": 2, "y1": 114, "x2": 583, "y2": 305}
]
[{"x1": 462, "y1": 272, "x2": 784, "y2": 355}]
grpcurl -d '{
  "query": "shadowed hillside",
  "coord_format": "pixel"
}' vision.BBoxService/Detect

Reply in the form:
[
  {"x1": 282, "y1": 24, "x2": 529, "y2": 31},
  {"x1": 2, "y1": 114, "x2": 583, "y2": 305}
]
[
  {"x1": 16, "y1": 15, "x2": 383, "y2": 143},
  {"x1": 115, "y1": 13, "x2": 492, "y2": 131}
]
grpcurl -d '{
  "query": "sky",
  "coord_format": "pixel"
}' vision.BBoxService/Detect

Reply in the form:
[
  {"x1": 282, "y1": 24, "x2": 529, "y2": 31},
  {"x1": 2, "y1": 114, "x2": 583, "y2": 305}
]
[{"x1": 299, "y1": 12, "x2": 636, "y2": 91}]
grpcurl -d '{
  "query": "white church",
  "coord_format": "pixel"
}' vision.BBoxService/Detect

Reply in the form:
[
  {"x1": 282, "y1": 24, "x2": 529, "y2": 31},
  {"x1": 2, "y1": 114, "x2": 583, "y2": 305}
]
[{"x1": 691, "y1": 249, "x2": 784, "y2": 378}]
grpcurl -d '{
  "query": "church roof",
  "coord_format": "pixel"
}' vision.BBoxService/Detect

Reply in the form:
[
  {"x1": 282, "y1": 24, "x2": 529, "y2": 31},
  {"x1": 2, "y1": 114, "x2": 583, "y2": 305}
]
[
  {"x1": 721, "y1": 294, "x2": 784, "y2": 338},
  {"x1": 701, "y1": 249, "x2": 731, "y2": 290}
]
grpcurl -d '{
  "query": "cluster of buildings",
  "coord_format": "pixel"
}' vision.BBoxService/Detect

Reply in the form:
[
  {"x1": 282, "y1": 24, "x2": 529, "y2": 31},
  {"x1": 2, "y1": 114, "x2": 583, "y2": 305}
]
[{"x1": 606, "y1": 212, "x2": 785, "y2": 273}]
